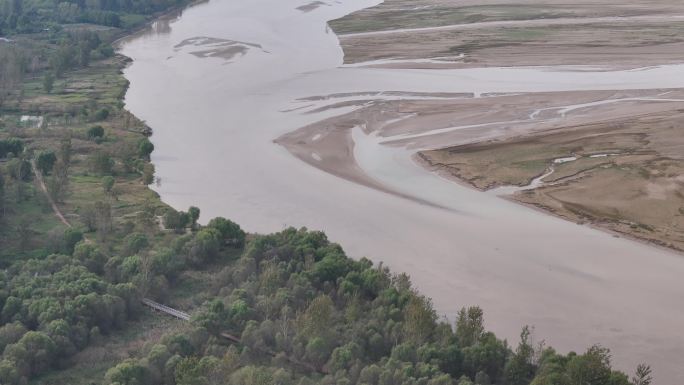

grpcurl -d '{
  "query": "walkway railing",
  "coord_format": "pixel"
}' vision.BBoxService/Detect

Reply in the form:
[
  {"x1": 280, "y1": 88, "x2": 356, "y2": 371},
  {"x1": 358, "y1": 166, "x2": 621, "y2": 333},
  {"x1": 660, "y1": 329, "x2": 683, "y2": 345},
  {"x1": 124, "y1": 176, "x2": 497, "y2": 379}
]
[{"x1": 141, "y1": 298, "x2": 191, "y2": 321}]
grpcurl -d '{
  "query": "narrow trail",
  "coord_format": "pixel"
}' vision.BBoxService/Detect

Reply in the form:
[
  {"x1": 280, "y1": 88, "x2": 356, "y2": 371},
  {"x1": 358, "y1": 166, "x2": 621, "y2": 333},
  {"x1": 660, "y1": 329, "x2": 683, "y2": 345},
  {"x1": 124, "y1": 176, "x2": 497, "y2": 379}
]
[
  {"x1": 141, "y1": 298, "x2": 328, "y2": 374},
  {"x1": 31, "y1": 159, "x2": 71, "y2": 228}
]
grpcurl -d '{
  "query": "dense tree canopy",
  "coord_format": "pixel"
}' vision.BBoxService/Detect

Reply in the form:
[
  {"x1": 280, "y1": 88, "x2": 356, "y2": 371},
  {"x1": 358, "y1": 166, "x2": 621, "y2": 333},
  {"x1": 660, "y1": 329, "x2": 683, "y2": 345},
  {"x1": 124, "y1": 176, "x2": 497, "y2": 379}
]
[
  {"x1": 0, "y1": 0, "x2": 187, "y2": 35},
  {"x1": 0, "y1": 201, "x2": 646, "y2": 385},
  {"x1": 93, "y1": 227, "x2": 639, "y2": 385},
  {"x1": 0, "y1": 254, "x2": 140, "y2": 383},
  {"x1": 35, "y1": 150, "x2": 56, "y2": 175}
]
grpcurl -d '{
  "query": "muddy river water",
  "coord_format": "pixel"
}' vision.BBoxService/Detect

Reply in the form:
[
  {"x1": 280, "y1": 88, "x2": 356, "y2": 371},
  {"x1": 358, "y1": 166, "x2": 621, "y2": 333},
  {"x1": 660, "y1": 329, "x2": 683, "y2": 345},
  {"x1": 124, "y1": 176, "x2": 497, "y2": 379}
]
[{"x1": 120, "y1": 0, "x2": 684, "y2": 381}]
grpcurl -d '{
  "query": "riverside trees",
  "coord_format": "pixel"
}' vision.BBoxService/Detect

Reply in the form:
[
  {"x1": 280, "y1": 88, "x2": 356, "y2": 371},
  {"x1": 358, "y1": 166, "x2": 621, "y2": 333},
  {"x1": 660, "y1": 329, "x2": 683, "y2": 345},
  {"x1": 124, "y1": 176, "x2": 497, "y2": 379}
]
[
  {"x1": 97, "y1": 227, "x2": 639, "y2": 385},
  {"x1": 0, "y1": 201, "x2": 252, "y2": 383},
  {"x1": 0, "y1": 181, "x2": 644, "y2": 385},
  {"x1": 0, "y1": 0, "x2": 189, "y2": 34}
]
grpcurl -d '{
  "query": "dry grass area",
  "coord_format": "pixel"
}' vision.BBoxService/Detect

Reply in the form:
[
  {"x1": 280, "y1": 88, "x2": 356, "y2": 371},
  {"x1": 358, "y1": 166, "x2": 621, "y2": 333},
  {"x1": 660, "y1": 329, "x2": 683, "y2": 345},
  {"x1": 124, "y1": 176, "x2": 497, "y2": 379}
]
[
  {"x1": 331, "y1": 0, "x2": 684, "y2": 67},
  {"x1": 338, "y1": 23, "x2": 684, "y2": 68},
  {"x1": 331, "y1": 0, "x2": 684, "y2": 34},
  {"x1": 420, "y1": 110, "x2": 684, "y2": 251}
]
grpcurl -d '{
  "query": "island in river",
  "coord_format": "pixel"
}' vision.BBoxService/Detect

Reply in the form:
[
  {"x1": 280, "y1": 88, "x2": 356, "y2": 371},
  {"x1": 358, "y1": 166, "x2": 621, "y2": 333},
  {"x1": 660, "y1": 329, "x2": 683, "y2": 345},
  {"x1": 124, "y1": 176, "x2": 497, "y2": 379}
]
[{"x1": 325, "y1": 0, "x2": 684, "y2": 253}]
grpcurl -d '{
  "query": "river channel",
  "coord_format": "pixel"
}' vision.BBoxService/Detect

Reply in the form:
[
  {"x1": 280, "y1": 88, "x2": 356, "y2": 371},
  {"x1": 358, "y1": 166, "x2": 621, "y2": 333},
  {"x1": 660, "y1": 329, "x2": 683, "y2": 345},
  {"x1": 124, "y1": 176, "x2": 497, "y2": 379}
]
[{"x1": 119, "y1": 0, "x2": 684, "y2": 381}]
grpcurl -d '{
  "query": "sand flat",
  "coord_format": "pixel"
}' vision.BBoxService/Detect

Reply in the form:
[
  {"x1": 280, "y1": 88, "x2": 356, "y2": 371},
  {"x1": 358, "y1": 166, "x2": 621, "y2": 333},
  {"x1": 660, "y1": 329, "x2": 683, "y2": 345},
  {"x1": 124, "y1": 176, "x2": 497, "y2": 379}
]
[{"x1": 332, "y1": 0, "x2": 684, "y2": 68}]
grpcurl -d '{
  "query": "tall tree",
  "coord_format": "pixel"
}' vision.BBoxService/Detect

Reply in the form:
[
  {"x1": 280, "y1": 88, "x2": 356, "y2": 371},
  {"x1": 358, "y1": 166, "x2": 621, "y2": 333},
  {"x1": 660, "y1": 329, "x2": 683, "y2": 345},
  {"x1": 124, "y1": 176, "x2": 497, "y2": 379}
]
[
  {"x1": 95, "y1": 201, "x2": 112, "y2": 240},
  {"x1": 102, "y1": 176, "x2": 115, "y2": 196},
  {"x1": 0, "y1": 171, "x2": 5, "y2": 219},
  {"x1": 35, "y1": 151, "x2": 56, "y2": 175},
  {"x1": 403, "y1": 294, "x2": 437, "y2": 344},
  {"x1": 299, "y1": 295, "x2": 333, "y2": 339},
  {"x1": 504, "y1": 326, "x2": 536, "y2": 385},
  {"x1": 51, "y1": 137, "x2": 71, "y2": 202},
  {"x1": 456, "y1": 306, "x2": 485, "y2": 347},
  {"x1": 188, "y1": 206, "x2": 200, "y2": 230},
  {"x1": 42, "y1": 72, "x2": 54, "y2": 93}
]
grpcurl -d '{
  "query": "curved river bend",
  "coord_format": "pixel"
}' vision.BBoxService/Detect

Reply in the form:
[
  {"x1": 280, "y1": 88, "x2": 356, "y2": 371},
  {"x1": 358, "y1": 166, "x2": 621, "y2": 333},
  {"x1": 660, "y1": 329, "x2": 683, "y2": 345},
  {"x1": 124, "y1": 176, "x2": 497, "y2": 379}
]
[{"x1": 120, "y1": 0, "x2": 684, "y2": 381}]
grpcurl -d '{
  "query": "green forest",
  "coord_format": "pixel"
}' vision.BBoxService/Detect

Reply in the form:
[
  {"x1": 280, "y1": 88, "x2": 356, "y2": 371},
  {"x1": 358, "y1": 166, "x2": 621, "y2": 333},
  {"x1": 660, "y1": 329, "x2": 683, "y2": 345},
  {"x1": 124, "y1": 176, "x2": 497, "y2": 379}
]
[
  {"x1": 0, "y1": 220, "x2": 652, "y2": 385},
  {"x1": 0, "y1": 0, "x2": 187, "y2": 33},
  {"x1": 0, "y1": 0, "x2": 654, "y2": 384}
]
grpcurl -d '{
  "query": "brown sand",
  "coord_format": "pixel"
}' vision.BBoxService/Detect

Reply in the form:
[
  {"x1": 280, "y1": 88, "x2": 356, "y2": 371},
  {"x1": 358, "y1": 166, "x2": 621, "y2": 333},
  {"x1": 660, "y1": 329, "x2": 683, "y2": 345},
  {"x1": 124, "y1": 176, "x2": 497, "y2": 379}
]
[
  {"x1": 291, "y1": 0, "x2": 684, "y2": 252},
  {"x1": 331, "y1": 0, "x2": 684, "y2": 68},
  {"x1": 277, "y1": 87, "x2": 684, "y2": 251},
  {"x1": 419, "y1": 107, "x2": 684, "y2": 251}
]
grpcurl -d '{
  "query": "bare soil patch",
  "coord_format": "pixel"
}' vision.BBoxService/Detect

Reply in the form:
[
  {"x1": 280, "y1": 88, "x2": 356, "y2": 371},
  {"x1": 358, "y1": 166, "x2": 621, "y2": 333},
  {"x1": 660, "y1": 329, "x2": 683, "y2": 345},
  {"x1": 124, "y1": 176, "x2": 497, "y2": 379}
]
[
  {"x1": 331, "y1": 0, "x2": 684, "y2": 67},
  {"x1": 420, "y1": 109, "x2": 684, "y2": 251}
]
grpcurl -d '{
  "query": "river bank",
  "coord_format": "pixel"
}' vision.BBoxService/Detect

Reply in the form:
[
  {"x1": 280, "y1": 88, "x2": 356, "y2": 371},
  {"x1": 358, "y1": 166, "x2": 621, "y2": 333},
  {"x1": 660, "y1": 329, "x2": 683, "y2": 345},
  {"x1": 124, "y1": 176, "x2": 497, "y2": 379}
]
[{"x1": 118, "y1": 0, "x2": 684, "y2": 382}]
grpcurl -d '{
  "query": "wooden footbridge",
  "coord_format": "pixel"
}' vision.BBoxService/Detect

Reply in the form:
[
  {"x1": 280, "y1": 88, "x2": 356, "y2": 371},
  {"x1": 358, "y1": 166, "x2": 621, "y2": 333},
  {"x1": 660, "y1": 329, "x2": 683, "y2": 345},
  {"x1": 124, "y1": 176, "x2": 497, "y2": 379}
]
[
  {"x1": 142, "y1": 298, "x2": 191, "y2": 321},
  {"x1": 141, "y1": 298, "x2": 326, "y2": 373}
]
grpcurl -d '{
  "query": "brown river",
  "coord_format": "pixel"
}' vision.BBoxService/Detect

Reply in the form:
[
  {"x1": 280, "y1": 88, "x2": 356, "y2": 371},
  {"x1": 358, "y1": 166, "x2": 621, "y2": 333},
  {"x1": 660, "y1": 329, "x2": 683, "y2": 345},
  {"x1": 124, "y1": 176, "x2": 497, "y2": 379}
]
[{"x1": 119, "y1": 0, "x2": 684, "y2": 382}]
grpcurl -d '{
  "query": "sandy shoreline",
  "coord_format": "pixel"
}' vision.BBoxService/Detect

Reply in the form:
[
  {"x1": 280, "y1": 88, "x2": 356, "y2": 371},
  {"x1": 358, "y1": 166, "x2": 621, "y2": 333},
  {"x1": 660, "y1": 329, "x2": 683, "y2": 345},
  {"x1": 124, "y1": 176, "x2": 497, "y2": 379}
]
[
  {"x1": 276, "y1": 82, "x2": 684, "y2": 254},
  {"x1": 415, "y1": 99, "x2": 684, "y2": 253},
  {"x1": 273, "y1": 116, "x2": 454, "y2": 211},
  {"x1": 331, "y1": 0, "x2": 684, "y2": 68},
  {"x1": 503, "y1": 195, "x2": 684, "y2": 256},
  {"x1": 416, "y1": 149, "x2": 684, "y2": 256}
]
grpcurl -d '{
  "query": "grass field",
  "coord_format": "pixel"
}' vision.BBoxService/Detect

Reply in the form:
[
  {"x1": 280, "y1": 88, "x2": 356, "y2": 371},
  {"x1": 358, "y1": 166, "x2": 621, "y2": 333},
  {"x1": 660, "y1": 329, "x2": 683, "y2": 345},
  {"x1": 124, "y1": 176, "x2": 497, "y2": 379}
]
[{"x1": 0, "y1": 52, "x2": 166, "y2": 263}]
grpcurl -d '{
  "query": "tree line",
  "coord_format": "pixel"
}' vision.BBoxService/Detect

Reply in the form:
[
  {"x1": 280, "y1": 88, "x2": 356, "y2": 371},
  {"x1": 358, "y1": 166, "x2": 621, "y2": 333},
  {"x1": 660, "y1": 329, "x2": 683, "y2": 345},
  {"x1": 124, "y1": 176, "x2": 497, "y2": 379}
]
[
  {"x1": 0, "y1": 134, "x2": 654, "y2": 384},
  {"x1": 0, "y1": 0, "x2": 187, "y2": 34},
  {"x1": 102, "y1": 227, "x2": 652, "y2": 385},
  {"x1": 0, "y1": 254, "x2": 140, "y2": 382}
]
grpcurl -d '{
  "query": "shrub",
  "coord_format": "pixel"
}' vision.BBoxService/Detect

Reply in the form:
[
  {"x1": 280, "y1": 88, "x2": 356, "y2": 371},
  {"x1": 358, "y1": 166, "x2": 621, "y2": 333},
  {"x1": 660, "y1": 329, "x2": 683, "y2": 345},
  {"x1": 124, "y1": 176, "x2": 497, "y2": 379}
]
[
  {"x1": 0, "y1": 138, "x2": 24, "y2": 158},
  {"x1": 36, "y1": 151, "x2": 57, "y2": 175},
  {"x1": 93, "y1": 108, "x2": 110, "y2": 121},
  {"x1": 207, "y1": 217, "x2": 245, "y2": 247},
  {"x1": 138, "y1": 138, "x2": 154, "y2": 158},
  {"x1": 63, "y1": 228, "x2": 83, "y2": 255},
  {"x1": 87, "y1": 125, "x2": 105, "y2": 140}
]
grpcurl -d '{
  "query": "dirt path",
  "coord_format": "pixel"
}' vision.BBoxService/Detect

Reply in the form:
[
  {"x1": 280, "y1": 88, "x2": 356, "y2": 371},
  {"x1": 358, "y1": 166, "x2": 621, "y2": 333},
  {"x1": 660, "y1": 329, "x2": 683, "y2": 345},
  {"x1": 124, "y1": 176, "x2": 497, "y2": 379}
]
[{"x1": 31, "y1": 159, "x2": 71, "y2": 228}]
